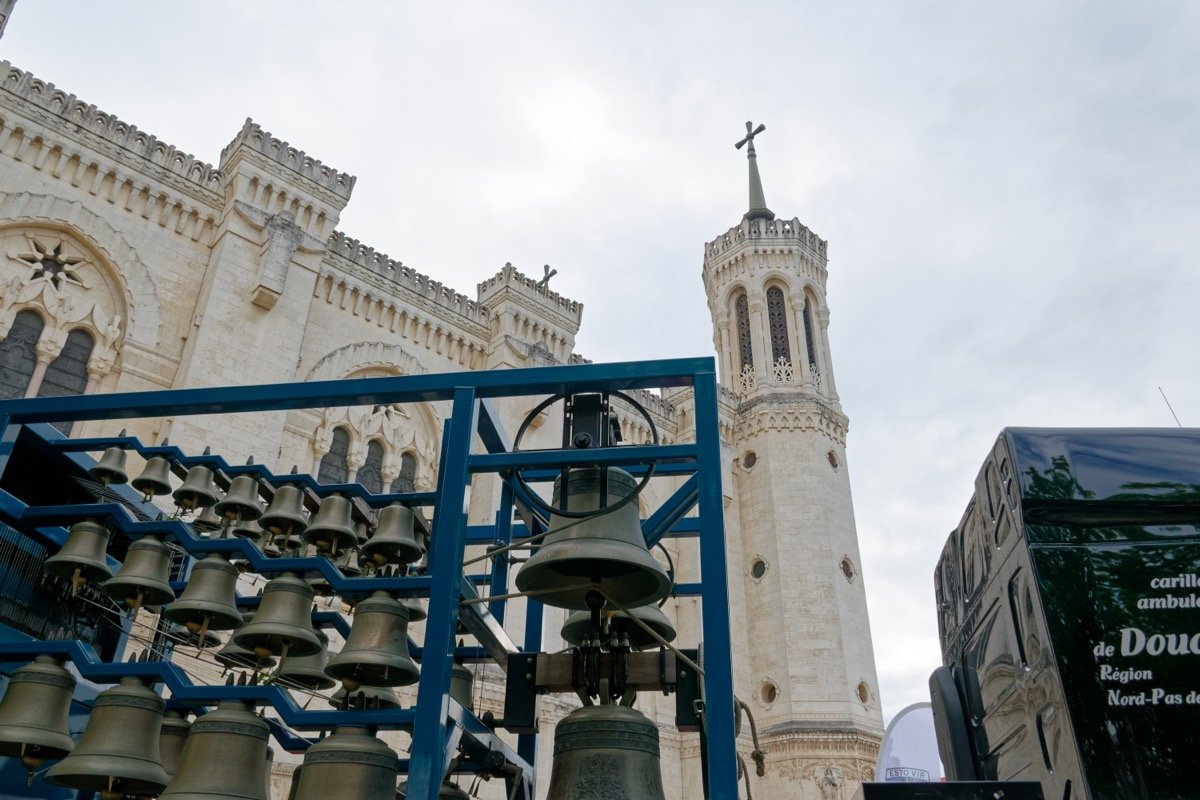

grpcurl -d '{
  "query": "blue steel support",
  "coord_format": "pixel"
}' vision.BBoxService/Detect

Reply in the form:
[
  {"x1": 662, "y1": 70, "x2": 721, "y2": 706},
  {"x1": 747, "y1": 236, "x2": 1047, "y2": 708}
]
[
  {"x1": 489, "y1": 480, "x2": 515, "y2": 624},
  {"x1": 408, "y1": 389, "x2": 477, "y2": 800},
  {"x1": 516, "y1": 596, "x2": 544, "y2": 773},
  {"x1": 693, "y1": 368, "x2": 739, "y2": 800}
]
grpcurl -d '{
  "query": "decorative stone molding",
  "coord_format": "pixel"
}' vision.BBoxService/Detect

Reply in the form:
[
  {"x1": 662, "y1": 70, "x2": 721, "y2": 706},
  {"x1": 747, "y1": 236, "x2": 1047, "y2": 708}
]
[
  {"x1": 734, "y1": 393, "x2": 849, "y2": 445},
  {"x1": 304, "y1": 341, "x2": 426, "y2": 383},
  {"x1": 219, "y1": 118, "x2": 355, "y2": 201},
  {"x1": 704, "y1": 216, "x2": 827, "y2": 261}
]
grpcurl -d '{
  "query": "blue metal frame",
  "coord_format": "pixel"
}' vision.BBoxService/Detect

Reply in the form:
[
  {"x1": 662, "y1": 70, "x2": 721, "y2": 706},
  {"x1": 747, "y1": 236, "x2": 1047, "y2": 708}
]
[{"x1": 0, "y1": 357, "x2": 739, "y2": 800}]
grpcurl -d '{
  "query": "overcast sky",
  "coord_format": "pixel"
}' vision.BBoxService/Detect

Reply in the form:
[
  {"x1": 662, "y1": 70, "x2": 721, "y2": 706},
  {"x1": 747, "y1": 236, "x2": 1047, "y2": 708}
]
[{"x1": 5, "y1": 1, "x2": 1199, "y2": 726}]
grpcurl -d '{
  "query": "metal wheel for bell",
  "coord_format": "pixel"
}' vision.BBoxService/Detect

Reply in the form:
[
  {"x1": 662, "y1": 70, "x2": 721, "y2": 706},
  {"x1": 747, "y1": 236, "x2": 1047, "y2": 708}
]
[
  {"x1": 232, "y1": 572, "x2": 321, "y2": 660},
  {"x1": 290, "y1": 726, "x2": 398, "y2": 800},
  {"x1": 132, "y1": 455, "x2": 173, "y2": 500},
  {"x1": 164, "y1": 554, "x2": 243, "y2": 644},
  {"x1": 101, "y1": 535, "x2": 175, "y2": 610},
  {"x1": 303, "y1": 494, "x2": 358, "y2": 555},
  {"x1": 327, "y1": 685, "x2": 401, "y2": 710},
  {"x1": 46, "y1": 675, "x2": 171, "y2": 796},
  {"x1": 259, "y1": 484, "x2": 308, "y2": 540},
  {"x1": 324, "y1": 590, "x2": 419, "y2": 688},
  {"x1": 361, "y1": 503, "x2": 424, "y2": 566},
  {"x1": 275, "y1": 630, "x2": 335, "y2": 690},
  {"x1": 45, "y1": 520, "x2": 112, "y2": 593},
  {"x1": 0, "y1": 656, "x2": 76, "y2": 781},
  {"x1": 214, "y1": 474, "x2": 264, "y2": 523},
  {"x1": 514, "y1": 467, "x2": 670, "y2": 610},
  {"x1": 158, "y1": 699, "x2": 270, "y2": 800},
  {"x1": 173, "y1": 465, "x2": 219, "y2": 511},
  {"x1": 561, "y1": 603, "x2": 676, "y2": 650},
  {"x1": 89, "y1": 440, "x2": 129, "y2": 486},
  {"x1": 158, "y1": 710, "x2": 191, "y2": 780},
  {"x1": 544, "y1": 704, "x2": 666, "y2": 800}
]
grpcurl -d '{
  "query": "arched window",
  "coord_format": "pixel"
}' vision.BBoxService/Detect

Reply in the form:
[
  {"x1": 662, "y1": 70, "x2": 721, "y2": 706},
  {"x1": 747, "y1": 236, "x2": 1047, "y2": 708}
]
[
  {"x1": 390, "y1": 452, "x2": 417, "y2": 493},
  {"x1": 358, "y1": 439, "x2": 386, "y2": 494},
  {"x1": 802, "y1": 296, "x2": 818, "y2": 369},
  {"x1": 766, "y1": 286, "x2": 791, "y2": 364},
  {"x1": 0, "y1": 311, "x2": 44, "y2": 399},
  {"x1": 318, "y1": 426, "x2": 351, "y2": 484},
  {"x1": 38, "y1": 329, "x2": 94, "y2": 399},
  {"x1": 734, "y1": 293, "x2": 753, "y2": 371}
]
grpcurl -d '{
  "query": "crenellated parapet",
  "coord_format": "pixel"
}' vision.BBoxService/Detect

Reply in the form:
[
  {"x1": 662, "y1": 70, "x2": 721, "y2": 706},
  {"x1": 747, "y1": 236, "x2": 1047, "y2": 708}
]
[
  {"x1": 704, "y1": 216, "x2": 826, "y2": 261},
  {"x1": 219, "y1": 118, "x2": 355, "y2": 202},
  {"x1": 477, "y1": 262, "x2": 583, "y2": 328},
  {"x1": 477, "y1": 262, "x2": 583, "y2": 366}
]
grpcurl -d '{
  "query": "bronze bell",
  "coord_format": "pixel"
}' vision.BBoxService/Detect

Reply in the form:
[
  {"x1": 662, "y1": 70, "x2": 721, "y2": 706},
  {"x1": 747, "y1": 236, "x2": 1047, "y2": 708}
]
[
  {"x1": 327, "y1": 685, "x2": 401, "y2": 710},
  {"x1": 132, "y1": 455, "x2": 173, "y2": 500},
  {"x1": 167, "y1": 623, "x2": 223, "y2": 650},
  {"x1": 174, "y1": 465, "x2": 219, "y2": 511},
  {"x1": 403, "y1": 598, "x2": 427, "y2": 623},
  {"x1": 0, "y1": 656, "x2": 76, "y2": 779},
  {"x1": 361, "y1": 503, "x2": 424, "y2": 566},
  {"x1": 276, "y1": 630, "x2": 335, "y2": 690},
  {"x1": 291, "y1": 726, "x2": 397, "y2": 800},
  {"x1": 450, "y1": 662, "x2": 473, "y2": 708},
  {"x1": 216, "y1": 613, "x2": 276, "y2": 671},
  {"x1": 159, "y1": 699, "x2": 270, "y2": 800},
  {"x1": 259, "y1": 485, "x2": 308, "y2": 539},
  {"x1": 303, "y1": 495, "x2": 357, "y2": 554},
  {"x1": 232, "y1": 572, "x2": 321, "y2": 660},
  {"x1": 158, "y1": 710, "x2": 191, "y2": 780},
  {"x1": 190, "y1": 505, "x2": 224, "y2": 537},
  {"x1": 164, "y1": 554, "x2": 243, "y2": 641},
  {"x1": 545, "y1": 704, "x2": 666, "y2": 800},
  {"x1": 101, "y1": 536, "x2": 175, "y2": 610},
  {"x1": 215, "y1": 475, "x2": 264, "y2": 522},
  {"x1": 396, "y1": 780, "x2": 475, "y2": 799},
  {"x1": 47, "y1": 675, "x2": 171, "y2": 796},
  {"x1": 561, "y1": 603, "x2": 677, "y2": 650},
  {"x1": 89, "y1": 444, "x2": 129, "y2": 486},
  {"x1": 515, "y1": 467, "x2": 670, "y2": 610},
  {"x1": 324, "y1": 590, "x2": 419, "y2": 688},
  {"x1": 45, "y1": 520, "x2": 112, "y2": 592}
]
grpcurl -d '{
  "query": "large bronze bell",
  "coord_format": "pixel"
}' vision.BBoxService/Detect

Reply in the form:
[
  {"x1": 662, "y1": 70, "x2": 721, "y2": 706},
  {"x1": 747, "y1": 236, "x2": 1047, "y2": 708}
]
[
  {"x1": 173, "y1": 465, "x2": 219, "y2": 510},
  {"x1": 324, "y1": 590, "x2": 419, "y2": 688},
  {"x1": 159, "y1": 699, "x2": 270, "y2": 800},
  {"x1": 101, "y1": 536, "x2": 175, "y2": 610},
  {"x1": 515, "y1": 467, "x2": 670, "y2": 609},
  {"x1": 259, "y1": 485, "x2": 308, "y2": 540},
  {"x1": 545, "y1": 704, "x2": 666, "y2": 800},
  {"x1": 47, "y1": 675, "x2": 171, "y2": 796},
  {"x1": 132, "y1": 455, "x2": 173, "y2": 500},
  {"x1": 164, "y1": 554, "x2": 243, "y2": 638},
  {"x1": 361, "y1": 503, "x2": 424, "y2": 565},
  {"x1": 232, "y1": 572, "x2": 321, "y2": 659},
  {"x1": 303, "y1": 495, "x2": 358, "y2": 554},
  {"x1": 276, "y1": 630, "x2": 335, "y2": 690},
  {"x1": 291, "y1": 726, "x2": 397, "y2": 800},
  {"x1": 0, "y1": 656, "x2": 76, "y2": 777},
  {"x1": 158, "y1": 710, "x2": 191, "y2": 780},
  {"x1": 561, "y1": 604, "x2": 677, "y2": 650},
  {"x1": 215, "y1": 475, "x2": 264, "y2": 522},
  {"x1": 89, "y1": 444, "x2": 129, "y2": 486},
  {"x1": 327, "y1": 685, "x2": 401, "y2": 710},
  {"x1": 45, "y1": 520, "x2": 112, "y2": 592}
]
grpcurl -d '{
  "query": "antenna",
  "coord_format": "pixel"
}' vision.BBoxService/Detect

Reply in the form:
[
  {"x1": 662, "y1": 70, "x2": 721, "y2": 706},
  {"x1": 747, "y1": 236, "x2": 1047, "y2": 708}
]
[{"x1": 1158, "y1": 386, "x2": 1183, "y2": 427}]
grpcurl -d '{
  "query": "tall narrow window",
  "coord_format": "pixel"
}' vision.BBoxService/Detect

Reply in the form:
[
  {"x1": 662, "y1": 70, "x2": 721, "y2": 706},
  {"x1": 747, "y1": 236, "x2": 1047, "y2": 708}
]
[
  {"x1": 734, "y1": 293, "x2": 753, "y2": 371},
  {"x1": 358, "y1": 440, "x2": 386, "y2": 493},
  {"x1": 38, "y1": 328, "x2": 94, "y2": 433},
  {"x1": 390, "y1": 452, "x2": 417, "y2": 493},
  {"x1": 802, "y1": 297, "x2": 818, "y2": 369},
  {"x1": 766, "y1": 287, "x2": 791, "y2": 364},
  {"x1": 0, "y1": 311, "x2": 44, "y2": 399},
  {"x1": 318, "y1": 426, "x2": 351, "y2": 484}
]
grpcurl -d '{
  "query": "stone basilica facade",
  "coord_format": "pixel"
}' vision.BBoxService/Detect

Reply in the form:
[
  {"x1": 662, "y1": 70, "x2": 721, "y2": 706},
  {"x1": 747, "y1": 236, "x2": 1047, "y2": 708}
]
[{"x1": 0, "y1": 40, "x2": 883, "y2": 800}]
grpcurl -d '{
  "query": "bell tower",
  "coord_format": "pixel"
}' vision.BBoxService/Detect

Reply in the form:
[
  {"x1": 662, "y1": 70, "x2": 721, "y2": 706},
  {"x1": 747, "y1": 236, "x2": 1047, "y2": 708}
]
[{"x1": 703, "y1": 123, "x2": 884, "y2": 798}]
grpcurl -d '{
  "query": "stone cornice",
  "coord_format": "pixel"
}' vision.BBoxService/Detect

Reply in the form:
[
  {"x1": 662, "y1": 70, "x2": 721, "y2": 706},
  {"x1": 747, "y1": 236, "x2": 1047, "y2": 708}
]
[
  {"x1": 705, "y1": 216, "x2": 827, "y2": 263},
  {"x1": 219, "y1": 118, "x2": 355, "y2": 202},
  {"x1": 733, "y1": 390, "x2": 849, "y2": 445}
]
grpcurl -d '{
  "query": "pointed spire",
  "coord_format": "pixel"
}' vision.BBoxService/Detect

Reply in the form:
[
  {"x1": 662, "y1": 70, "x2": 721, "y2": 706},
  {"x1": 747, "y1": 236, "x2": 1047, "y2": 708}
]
[{"x1": 735, "y1": 121, "x2": 775, "y2": 221}]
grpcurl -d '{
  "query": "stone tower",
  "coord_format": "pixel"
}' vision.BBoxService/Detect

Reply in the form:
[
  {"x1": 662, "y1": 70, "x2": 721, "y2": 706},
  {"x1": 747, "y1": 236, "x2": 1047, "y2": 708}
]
[{"x1": 702, "y1": 124, "x2": 884, "y2": 798}]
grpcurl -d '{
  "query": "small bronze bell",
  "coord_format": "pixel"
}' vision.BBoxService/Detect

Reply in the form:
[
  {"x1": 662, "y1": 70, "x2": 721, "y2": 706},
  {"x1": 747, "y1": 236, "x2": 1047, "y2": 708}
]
[
  {"x1": 515, "y1": 467, "x2": 670, "y2": 609},
  {"x1": 361, "y1": 503, "x2": 424, "y2": 566},
  {"x1": 275, "y1": 630, "x2": 335, "y2": 690},
  {"x1": 215, "y1": 475, "x2": 264, "y2": 522},
  {"x1": 303, "y1": 495, "x2": 357, "y2": 554},
  {"x1": 544, "y1": 705, "x2": 666, "y2": 800},
  {"x1": 46, "y1": 675, "x2": 171, "y2": 796},
  {"x1": 132, "y1": 455, "x2": 173, "y2": 500},
  {"x1": 290, "y1": 727, "x2": 398, "y2": 800},
  {"x1": 101, "y1": 536, "x2": 175, "y2": 610},
  {"x1": 232, "y1": 572, "x2": 321, "y2": 660},
  {"x1": 561, "y1": 603, "x2": 677, "y2": 650},
  {"x1": 174, "y1": 465, "x2": 219, "y2": 510},
  {"x1": 164, "y1": 554, "x2": 243, "y2": 642},
  {"x1": 190, "y1": 505, "x2": 223, "y2": 537},
  {"x1": 259, "y1": 485, "x2": 308, "y2": 539},
  {"x1": 324, "y1": 590, "x2": 419, "y2": 688},
  {"x1": 396, "y1": 779, "x2": 476, "y2": 799},
  {"x1": 89, "y1": 443, "x2": 129, "y2": 486},
  {"x1": 450, "y1": 662, "x2": 473, "y2": 708},
  {"x1": 327, "y1": 685, "x2": 401, "y2": 710},
  {"x1": 44, "y1": 520, "x2": 112, "y2": 593},
  {"x1": 403, "y1": 598, "x2": 427, "y2": 623},
  {"x1": 0, "y1": 656, "x2": 76, "y2": 780},
  {"x1": 159, "y1": 699, "x2": 270, "y2": 800},
  {"x1": 158, "y1": 710, "x2": 191, "y2": 780}
]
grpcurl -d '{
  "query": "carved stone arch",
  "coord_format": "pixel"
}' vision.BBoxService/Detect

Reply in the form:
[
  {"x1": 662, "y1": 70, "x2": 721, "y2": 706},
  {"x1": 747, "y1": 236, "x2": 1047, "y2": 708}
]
[
  {"x1": 304, "y1": 341, "x2": 427, "y2": 383},
  {"x1": 0, "y1": 192, "x2": 160, "y2": 345}
]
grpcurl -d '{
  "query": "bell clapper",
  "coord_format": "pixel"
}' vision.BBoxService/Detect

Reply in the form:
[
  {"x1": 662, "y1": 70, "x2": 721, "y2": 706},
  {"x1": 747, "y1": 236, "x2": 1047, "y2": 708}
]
[
  {"x1": 19, "y1": 744, "x2": 43, "y2": 786},
  {"x1": 68, "y1": 567, "x2": 85, "y2": 597}
]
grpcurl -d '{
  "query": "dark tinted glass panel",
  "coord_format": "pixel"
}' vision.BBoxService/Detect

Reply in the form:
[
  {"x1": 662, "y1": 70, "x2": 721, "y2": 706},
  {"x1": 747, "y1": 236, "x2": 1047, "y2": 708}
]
[
  {"x1": 318, "y1": 427, "x2": 350, "y2": 484},
  {"x1": 0, "y1": 310, "x2": 44, "y2": 399}
]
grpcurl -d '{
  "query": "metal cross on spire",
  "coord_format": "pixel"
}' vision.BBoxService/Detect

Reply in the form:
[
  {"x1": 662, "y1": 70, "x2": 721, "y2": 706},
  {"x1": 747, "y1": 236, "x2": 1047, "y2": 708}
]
[{"x1": 735, "y1": 120, "x2": 775, "y2": 221}]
